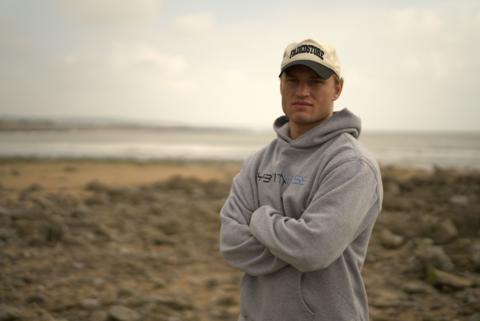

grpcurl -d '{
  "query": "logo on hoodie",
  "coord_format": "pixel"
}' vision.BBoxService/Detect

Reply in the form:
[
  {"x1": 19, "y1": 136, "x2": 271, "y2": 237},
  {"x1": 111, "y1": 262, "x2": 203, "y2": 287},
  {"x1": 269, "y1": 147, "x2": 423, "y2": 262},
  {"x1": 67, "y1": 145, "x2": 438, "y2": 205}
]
[{"x1": 256, "y1": 172, "x2": 306, "y2": 186}]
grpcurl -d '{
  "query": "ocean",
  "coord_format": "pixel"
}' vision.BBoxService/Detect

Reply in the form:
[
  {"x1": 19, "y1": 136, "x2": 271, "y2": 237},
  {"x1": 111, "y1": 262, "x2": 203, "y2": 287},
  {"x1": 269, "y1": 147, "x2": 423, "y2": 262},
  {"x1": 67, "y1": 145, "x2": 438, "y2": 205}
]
[{"x1": 1, "y1": 128, "x2": 479, "y2": 170}]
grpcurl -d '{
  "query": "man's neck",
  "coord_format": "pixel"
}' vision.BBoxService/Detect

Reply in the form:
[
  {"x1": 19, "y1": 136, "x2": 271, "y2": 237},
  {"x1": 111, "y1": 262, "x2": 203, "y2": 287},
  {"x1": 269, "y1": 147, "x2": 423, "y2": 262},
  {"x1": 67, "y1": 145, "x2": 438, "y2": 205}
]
[{"x1": 289, "y1": 114, "x2": 333, "y2": 140}]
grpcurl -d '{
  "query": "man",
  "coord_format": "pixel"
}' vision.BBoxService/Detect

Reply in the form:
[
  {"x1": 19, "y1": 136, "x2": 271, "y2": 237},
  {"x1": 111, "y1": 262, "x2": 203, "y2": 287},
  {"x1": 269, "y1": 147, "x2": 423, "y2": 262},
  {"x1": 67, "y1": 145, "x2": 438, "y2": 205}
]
[{"x1": 220, "y1": 39, "x2": 383, "y2": 321}]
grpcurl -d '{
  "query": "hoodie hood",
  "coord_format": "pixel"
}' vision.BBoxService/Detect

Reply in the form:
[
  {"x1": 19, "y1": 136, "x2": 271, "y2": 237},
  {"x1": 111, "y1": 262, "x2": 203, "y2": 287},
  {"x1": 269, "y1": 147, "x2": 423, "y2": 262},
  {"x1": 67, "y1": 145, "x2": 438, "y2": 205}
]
[{"x1": 273, "y1": 108, "x2": 361, "y2": 148}]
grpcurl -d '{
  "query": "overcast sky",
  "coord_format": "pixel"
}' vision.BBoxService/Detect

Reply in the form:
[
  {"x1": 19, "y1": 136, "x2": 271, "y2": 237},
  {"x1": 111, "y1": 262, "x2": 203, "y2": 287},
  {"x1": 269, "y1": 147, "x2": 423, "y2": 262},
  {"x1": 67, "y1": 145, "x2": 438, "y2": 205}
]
[{"x1": 0, "y1": 0, "x2": 479, "y2": 131}]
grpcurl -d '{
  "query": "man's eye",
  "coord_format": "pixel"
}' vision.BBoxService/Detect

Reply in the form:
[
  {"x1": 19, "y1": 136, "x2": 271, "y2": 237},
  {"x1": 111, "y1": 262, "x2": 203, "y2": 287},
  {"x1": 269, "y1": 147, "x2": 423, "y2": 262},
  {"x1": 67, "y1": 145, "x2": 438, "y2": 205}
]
[{"x1": 311, "y1": 80, "x2": 324, "y2": 85}]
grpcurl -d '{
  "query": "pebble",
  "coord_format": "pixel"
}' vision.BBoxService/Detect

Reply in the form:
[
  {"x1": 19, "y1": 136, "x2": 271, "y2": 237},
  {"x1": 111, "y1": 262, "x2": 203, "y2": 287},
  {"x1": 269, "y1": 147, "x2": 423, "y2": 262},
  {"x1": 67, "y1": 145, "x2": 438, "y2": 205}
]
[
  {"x1": 471, "y1": 241, "x2": 480, "y2": 270},
  {"x1": 402, "y1": 280, "x2": 436, "y2": 294},
  {"x1": 93, "y1": 277, "x2": 106, "y2": 287},
  {"x1": 205, "y1": 277, "x2": 219, "y2": 290},
  {"x1": 149, "y1": 294, "x2": 194, "y2": 311},
  {"x1": 430, "y1": 219, "x2": 459, "y2": 244},
  {"x1": 468, "y1": 313, "x2": 480, "y2": 321},
  {"x1": 90, "y1": 311, "x2": 108, "y2": 321},
  {"x1": 85, "y1": 180, "x2": 109, "y2": 192},
  {"x1": 379, "y1": 228, "x2": 405, "y2": 249},
  {"x1": 212, "y1": 293, "x2": 237, "y2": 307},
  {"x1": 449, "y1": 195, "x2": 469, "y2": 206},
  {"x1": 426, "y1": 267, "x2": 474, "y2": 290},
  {"x1": 25, "y1": 294, "x2": 46, "y2": 305},
  {"x1": 157, "y1": 219, "x2": 182, "y2": 236},
  {"x1": 414, "y1": 239, "x2": 455, "y2": 271},
  {"x1": 370, "y1": 288, "x2": 407, "y2": 308},
  {"x1": 0, "y1": 306, "x2": 21, "y2": 321},
  {"x1": 81, "y1": 298, "x2": 101, "y2": 309},
  {"x1": 108, "y1": 305, "x2": 140, "y2": 321},
  {"x1": 0, "y1": 206, "x2": 10, "y2": 216}
]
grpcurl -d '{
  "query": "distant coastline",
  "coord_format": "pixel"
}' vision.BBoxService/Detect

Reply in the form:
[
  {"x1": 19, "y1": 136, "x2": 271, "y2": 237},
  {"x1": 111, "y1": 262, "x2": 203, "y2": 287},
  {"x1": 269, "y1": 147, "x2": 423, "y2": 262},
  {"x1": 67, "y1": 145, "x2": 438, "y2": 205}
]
[
  {"x1": 0, "y1": 117, "x2": 254, "y2": 133},
  {"x1": 1, "y1": 117, "x2": 479, "y2": 170}
]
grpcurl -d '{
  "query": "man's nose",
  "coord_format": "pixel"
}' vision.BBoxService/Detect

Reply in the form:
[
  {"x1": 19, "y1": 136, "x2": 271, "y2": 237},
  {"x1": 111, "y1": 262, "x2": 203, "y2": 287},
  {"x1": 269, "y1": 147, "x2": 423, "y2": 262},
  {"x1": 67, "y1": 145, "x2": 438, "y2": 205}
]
[{"x1": 295, "y1": 83, "x2": 310, "y2": 97}]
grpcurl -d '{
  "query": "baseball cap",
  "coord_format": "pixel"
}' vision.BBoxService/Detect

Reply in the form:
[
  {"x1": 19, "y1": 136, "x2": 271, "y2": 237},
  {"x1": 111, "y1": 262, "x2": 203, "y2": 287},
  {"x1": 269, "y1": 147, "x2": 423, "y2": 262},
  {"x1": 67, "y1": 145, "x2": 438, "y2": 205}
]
[{"x1": 279, "y1": 39, "x2": 341, "y2": 80}]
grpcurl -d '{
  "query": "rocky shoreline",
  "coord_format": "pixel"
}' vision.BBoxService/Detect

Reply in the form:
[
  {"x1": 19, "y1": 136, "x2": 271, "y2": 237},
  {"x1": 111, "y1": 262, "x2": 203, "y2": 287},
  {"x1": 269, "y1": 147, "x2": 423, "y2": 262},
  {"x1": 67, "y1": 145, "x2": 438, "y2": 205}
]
[{"x1": 0, "y1": 161, "x2": 479, "y2": 321}]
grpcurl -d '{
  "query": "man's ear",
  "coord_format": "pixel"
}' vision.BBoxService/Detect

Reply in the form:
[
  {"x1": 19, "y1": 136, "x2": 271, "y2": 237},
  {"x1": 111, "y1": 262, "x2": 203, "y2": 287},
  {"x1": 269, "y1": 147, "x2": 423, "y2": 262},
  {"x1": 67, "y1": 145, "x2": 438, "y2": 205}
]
[{"x1": 333, "y1": 78, "x2": 344, "y2": 101}]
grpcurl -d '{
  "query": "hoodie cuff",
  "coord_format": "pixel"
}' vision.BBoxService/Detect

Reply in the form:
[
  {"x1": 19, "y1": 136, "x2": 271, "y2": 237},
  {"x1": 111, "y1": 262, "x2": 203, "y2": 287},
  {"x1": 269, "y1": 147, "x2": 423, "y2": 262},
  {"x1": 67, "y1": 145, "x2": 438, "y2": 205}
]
[{"x1": 249, "y1": 205, "x2": 275, "y2": 240}]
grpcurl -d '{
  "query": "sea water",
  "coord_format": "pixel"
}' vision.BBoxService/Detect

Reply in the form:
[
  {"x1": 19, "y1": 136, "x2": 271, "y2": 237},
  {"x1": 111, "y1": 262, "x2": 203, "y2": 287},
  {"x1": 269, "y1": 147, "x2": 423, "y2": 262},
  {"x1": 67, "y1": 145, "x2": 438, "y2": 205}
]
[{"x1": 0, "y1": 128, "x2": 479, "y2": 170}]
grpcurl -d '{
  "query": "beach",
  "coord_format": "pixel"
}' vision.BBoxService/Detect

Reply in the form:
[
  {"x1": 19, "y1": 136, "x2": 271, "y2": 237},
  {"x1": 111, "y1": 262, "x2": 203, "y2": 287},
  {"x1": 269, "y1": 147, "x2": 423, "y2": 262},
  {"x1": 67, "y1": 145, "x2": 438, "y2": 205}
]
[{"x1": 0, "y1": 159, "x2": 479, "y2": 321}]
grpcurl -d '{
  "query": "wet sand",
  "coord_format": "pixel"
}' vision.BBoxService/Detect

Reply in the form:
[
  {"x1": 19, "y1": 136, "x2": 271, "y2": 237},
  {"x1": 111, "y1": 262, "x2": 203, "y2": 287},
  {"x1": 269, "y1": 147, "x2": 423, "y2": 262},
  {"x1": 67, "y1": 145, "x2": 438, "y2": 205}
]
[{"x1": 0, "y1": 159, "x2": 479, "y2": 321}]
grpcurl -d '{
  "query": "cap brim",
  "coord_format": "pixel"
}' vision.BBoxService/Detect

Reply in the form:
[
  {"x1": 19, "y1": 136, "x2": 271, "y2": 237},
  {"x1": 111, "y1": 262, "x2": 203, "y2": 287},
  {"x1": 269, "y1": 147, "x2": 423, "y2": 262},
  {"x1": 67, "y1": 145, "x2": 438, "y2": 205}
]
[{"x1": 279, "y1": 60, "x2": 335, "y2": 79}]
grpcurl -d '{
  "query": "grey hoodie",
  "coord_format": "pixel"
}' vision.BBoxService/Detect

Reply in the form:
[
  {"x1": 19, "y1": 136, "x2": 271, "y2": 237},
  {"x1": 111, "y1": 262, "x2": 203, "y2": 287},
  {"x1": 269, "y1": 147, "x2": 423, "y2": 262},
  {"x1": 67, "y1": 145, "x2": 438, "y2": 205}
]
[{"x1": 220, "y1": 108, "x2": 383, "y2": 321}]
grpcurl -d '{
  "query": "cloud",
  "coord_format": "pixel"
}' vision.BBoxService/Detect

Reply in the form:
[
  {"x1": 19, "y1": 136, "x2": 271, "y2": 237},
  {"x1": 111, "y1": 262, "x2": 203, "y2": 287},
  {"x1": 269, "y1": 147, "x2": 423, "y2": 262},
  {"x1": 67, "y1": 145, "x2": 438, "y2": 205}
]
[
  {"x1": 52, "y1": 0, "x2": 161, "y2": 25},
  {"x1": 109, "y1": 44, "x2": 188, "y2": 75},
  {"x1": 172, "y1": 12, "x2": 215, "y2": 33},
  {"x1": 1, "y1": 0, "x2": 479, "y2": 131}
]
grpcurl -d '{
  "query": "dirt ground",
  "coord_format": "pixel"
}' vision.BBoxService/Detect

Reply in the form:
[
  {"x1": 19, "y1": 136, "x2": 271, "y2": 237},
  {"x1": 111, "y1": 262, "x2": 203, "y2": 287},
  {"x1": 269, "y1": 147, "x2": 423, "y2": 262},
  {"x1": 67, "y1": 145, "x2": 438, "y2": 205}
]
[{"x1": 0, "y1": 159, "x2": 479, "y2": 321}]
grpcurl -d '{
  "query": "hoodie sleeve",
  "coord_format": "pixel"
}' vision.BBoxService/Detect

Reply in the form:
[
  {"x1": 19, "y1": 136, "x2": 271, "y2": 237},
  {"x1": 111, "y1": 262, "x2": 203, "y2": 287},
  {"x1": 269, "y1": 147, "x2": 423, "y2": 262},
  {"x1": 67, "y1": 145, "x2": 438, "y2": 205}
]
[
  {"x1": 249, "y1": 159, "x2": 381, "y2": 272},
  {"x1": 220, "y1": 159, "x2": 288, "y2": 276}
]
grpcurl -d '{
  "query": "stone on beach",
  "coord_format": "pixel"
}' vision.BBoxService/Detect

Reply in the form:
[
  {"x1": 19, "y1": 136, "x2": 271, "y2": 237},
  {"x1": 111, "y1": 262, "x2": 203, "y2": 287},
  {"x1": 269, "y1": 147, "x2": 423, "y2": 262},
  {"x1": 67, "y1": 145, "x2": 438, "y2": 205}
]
[
  {"x1": 429, "y1": 218, "x2": 459, "y2": 244},
  {"x1": 426, "y1": 267, "x2": 474, "y2": 290},
  {"x1": 379, "y1": 228, "x2": 405, "y2": 249},
  {"x1": 414, "y1": 239, "x2": 455, "y2": 271},
  {"x1": 108, "y1": 305, "x2": 140, "y2": 321}
]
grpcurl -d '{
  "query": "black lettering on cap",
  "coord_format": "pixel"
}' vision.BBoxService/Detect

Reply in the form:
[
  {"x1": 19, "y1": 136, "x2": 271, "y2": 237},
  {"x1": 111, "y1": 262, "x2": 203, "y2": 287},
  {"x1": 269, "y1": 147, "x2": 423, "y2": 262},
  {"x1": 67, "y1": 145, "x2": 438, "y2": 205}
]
[{"x1": 289, "y1": 44, "x2": 325, "y2": 60}]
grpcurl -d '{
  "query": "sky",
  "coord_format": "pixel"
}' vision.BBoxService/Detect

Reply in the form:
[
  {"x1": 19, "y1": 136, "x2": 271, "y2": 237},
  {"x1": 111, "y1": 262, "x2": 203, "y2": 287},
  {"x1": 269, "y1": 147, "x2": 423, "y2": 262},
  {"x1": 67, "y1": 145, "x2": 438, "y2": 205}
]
[{"x1": 0, "y1": 0, "x2": 479, "y2": 132}]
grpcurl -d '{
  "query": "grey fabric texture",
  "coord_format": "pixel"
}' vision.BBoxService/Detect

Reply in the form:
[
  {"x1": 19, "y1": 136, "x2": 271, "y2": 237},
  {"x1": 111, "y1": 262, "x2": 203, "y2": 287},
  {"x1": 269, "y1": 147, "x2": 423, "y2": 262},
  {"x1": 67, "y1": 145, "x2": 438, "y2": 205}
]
[{"x1": 220, "y1": 108, "x2": 383, "y2": 321}]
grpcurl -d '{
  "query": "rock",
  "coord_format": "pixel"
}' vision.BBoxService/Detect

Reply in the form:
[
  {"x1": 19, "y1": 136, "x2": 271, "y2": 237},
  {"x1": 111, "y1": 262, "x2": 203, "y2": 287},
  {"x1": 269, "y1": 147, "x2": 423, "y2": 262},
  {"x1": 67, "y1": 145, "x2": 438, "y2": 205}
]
[
  {"x1": 471, "y1": 241, "x2": 480, "y2": 271},
  {"x1": 426, "y1": 267, "x2": 474, "y2": 291},
  {"x1": 91, "y1": 311, "x2": 108, "y2": 321},
  {"x1": 0, "y1": 228, "x2": 14, "y2": 243},
  {"x1": 379, "y1": 228, "x2": 405, "y2": 249},
  {"x1": 450, "y1": 195, "x2": 469, "y2": 206},
  {"x1": 383, "y1": 195, "x2": 415, "y2": 211},
  {"x1": 116, "y1": 288, "x2": 134, "y2": 298},
  {"x1": 430, "y1": 219, "x2": 459, "y2": 244},
  {"x1": 0, "y1": 306, "x2": 21, "y2": 321},
  {"x1": 149, "y1": 295, "x2": 193, "y2": 311},
  {"x1": 205, "y1": 277, "x2": 219, "y2": 290},
  {"x1": 383, "y1": 180, "x2": 400, "y2": 195},
  {"x1": 25, "y1": 294, "x2": 46, "y2": 305},
  {"x1": 81, "y1": 298, "x2": 101, "y2": 309},
  {"x1": 402, "y1": 280, "x2": 436, "y2": 294},
  {"x1": 157, "y1": 219, "x2": 181, "y2": 236},
  {"x1": 369, "y1": 288, "x2": 407, "y2": 308},
  {"x1": 152, "y1": 237, "x2": 175, "y2": 246},
  {"x1": 42, "y1": 221, "x2": 64, "y2": 243},
  {"x1": 468, "y1": 313, "x2": 480, "y2": 321},
  {"x1": 0, "y1": 206, "x2": 10, "y2": 216},
  {"x1": 108, "y1": 305, "x2": 140, "y2": 321},
  {"x1": 15, "y1": 220, "x2": 37, "y2": 242},
  {"x1": 84, "y1": 194, "x2": 109, "y2": 206},
  {"x1": 85, "y1": 180, "x2": 109, "y2": 192},
  {"x1": 70, "y1": 204, "x2": 89, "y2": 218},
  {"x1": 151, "y1": 277, "x2": 167, "y2": 289},
  {"x1": 414, "y1": 239, "x2": 455, "y2": 271},
  {"x1": 212, "y1": 293, "x2": 237, "y2": 307},
  {"x1": 31, "y1": 196, "x2": 55, "y2": 209}
]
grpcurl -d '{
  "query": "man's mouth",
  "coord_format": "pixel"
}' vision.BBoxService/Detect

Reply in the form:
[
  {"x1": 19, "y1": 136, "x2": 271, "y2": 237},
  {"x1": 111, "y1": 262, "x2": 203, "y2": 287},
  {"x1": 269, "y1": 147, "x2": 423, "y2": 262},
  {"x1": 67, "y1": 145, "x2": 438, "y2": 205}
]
[
  {"x1": 292, "y1": 101, "x2": 313, "y2": 110},
  {"x1": 292, "y1": 101, "x2": 313, "y2": 106}
]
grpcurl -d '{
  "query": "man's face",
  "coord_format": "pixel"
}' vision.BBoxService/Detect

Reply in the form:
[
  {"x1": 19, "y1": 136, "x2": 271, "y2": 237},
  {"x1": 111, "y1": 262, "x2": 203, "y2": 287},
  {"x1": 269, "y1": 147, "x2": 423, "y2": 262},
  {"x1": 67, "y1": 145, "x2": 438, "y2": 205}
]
[{"x1": 280, "y1": 65, "x2": 343, "y2": 136}]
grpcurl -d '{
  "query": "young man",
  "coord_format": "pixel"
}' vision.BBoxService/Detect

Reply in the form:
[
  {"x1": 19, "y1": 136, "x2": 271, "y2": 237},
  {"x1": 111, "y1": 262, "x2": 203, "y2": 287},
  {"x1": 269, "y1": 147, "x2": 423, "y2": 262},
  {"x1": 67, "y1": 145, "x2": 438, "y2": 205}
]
[{"x1": 220, "y1": 39, "x2": 383, "y2": 321}]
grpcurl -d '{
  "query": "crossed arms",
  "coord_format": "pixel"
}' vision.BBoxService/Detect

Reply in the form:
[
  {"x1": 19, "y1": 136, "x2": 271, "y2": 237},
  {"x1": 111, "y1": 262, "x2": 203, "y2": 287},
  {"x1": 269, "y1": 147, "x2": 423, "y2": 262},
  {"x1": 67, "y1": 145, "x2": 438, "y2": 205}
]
[{"x1": 220, "y1": 158, "x2": 379, "y2": 276}]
